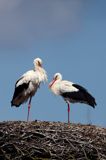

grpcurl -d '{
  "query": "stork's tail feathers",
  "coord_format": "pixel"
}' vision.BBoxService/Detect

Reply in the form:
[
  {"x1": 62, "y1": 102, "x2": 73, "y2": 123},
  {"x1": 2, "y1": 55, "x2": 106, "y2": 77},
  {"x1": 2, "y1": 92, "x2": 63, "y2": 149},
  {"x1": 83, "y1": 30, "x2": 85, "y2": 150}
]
[{"x1": 11, "y1": 100, "x2": 20, "y2": 107}]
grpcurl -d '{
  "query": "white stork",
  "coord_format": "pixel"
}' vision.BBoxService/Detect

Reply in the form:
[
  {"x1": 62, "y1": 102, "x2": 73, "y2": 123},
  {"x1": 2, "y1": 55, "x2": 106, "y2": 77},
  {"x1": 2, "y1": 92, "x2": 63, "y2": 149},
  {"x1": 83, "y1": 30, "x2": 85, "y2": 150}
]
[
  {"x1": 49, "y1": 73, "x2": 96, "y2": 123},
  {"x1": 11, "y1": 58, "x2": 47, "y2": 121}
]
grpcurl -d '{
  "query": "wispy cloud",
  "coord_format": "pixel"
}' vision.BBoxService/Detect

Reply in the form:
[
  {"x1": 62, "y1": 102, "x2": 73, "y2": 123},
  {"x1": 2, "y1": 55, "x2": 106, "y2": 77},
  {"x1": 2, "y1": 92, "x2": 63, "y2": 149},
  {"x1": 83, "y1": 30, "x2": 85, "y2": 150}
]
[{"x1": 0, "y1": 0, "x2": 84, "y2": 49}]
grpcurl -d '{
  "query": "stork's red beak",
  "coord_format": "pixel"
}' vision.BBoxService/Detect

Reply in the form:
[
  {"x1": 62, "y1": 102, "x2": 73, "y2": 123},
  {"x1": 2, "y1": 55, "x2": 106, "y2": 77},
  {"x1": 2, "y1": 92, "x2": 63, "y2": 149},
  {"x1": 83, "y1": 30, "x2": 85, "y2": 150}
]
[{"x1": 49, "y1": 79, "x2": 56, "y2": 88}]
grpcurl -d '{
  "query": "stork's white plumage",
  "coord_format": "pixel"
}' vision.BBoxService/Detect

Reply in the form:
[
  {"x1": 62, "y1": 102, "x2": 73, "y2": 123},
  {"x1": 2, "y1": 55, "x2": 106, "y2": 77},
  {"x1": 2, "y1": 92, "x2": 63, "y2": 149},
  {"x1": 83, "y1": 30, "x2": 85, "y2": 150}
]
[
  {"x1": 11, "y1": 58, "x2": 47, "y2": 121},
  {"x1": 49, "y1": 73, "x2": 96, "y2": 123}
]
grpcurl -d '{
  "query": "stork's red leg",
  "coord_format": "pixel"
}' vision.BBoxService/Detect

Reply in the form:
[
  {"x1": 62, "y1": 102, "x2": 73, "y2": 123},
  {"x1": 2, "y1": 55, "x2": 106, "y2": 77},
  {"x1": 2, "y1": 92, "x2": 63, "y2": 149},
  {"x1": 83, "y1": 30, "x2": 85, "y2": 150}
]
[
  {"x1": 27, "y1": 97, "x2": 32, "y2": 122},
  {"x1": 67, "y1": 102, "x2": 70, "y2": 123}
]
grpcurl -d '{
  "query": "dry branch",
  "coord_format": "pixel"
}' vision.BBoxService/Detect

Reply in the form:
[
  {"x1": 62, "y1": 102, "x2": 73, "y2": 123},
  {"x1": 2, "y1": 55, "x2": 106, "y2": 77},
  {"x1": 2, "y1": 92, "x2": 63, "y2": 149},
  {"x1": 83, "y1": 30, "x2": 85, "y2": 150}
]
[{"x1": 0, "y1": 121, "x2": 105, "y2": 160}]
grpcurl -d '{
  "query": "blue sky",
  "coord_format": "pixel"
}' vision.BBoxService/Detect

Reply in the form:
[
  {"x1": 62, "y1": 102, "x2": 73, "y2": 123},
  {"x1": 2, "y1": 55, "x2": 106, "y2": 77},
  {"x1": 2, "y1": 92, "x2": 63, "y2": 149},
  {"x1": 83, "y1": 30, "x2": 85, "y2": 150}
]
[{"x1": 0, "y1": 0, "x2": 106, "y2": 127}]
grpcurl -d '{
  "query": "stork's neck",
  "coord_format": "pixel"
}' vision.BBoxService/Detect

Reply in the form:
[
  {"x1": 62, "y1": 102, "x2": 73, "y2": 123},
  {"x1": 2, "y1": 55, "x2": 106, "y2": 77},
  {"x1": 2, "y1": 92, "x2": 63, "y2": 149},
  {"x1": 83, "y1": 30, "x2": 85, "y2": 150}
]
[
  {"x1": 35, "y1": 66, "x2": 47, "y2": 82},
  {"x1": 34, "y1": 65, "x2": 41, "y2": 70}
]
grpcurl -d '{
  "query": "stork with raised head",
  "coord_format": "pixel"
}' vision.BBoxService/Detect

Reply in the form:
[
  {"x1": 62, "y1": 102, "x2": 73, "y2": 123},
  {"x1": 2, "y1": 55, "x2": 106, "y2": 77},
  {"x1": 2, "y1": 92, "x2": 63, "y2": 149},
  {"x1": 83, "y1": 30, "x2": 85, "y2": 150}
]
[
  {"x1": 11, "y1": 58, "x2": 47, "y2": 121},
  {"x1": 49, "y1": 73, "x2": 96, "y2": 123}
]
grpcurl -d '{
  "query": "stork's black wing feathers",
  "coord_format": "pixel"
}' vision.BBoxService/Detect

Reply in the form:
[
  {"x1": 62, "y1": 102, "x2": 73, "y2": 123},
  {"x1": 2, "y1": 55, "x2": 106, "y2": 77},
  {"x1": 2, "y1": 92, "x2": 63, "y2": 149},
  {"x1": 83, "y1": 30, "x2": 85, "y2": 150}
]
[
  {"x1": 13, "y1": 82, "x2": 30, "y2": 99},
  {"x1": 11, "y1": 80, "x2": 30, "y2": 106},
  {"x1": 15, "y1": 77, "x2": 23, "y2": 87},
  {"x1": 72, "y1": 84, "x2": 88, "y2": 92},
  {"x1": 61, "y1": 84, "x2": 97, "y2": 108}
]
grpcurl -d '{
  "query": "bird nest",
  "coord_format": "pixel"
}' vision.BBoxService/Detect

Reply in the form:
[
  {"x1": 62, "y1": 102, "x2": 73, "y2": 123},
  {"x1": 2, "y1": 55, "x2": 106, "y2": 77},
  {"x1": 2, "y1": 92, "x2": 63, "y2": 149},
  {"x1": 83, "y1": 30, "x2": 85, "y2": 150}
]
[{"x1": 0, "y1": 121, "x2": 105, "y2": 160}]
